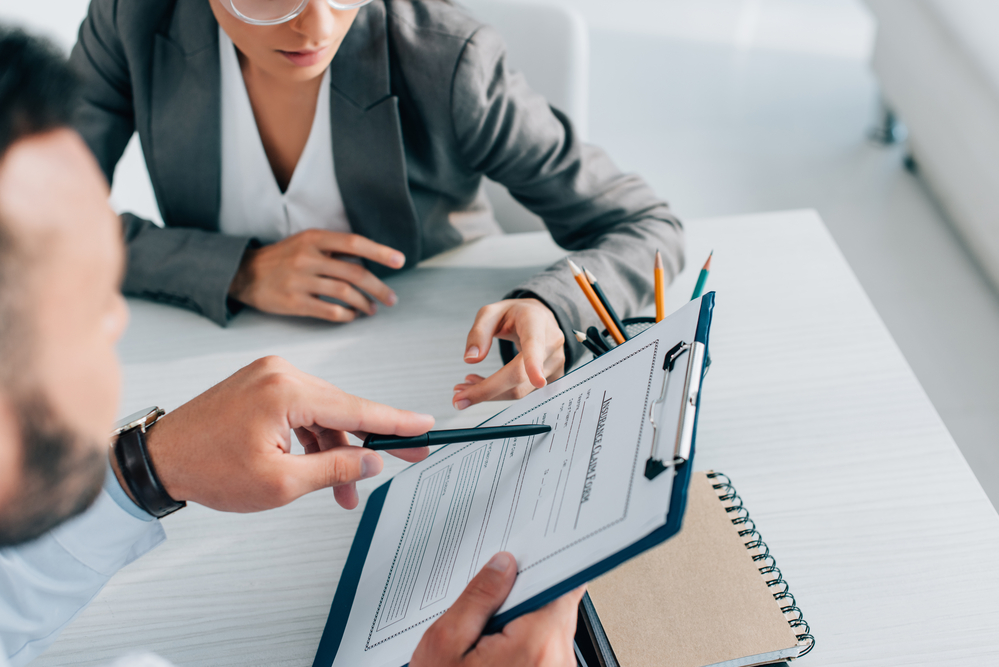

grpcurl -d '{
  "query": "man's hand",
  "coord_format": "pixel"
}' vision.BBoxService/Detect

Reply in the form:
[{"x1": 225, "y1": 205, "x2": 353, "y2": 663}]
[
  {"x1": 228, "y1": 230, "x2": 406, "y2": 322},
  {"x1": 134, "y1": 357, "x2": 434, "y2": 512},
  {"x1": 411, "y1": 552, "x2": 583, "y2": 667},
  {"x1": 453, "y1": 299, "x2": 565, "y2": 409}
]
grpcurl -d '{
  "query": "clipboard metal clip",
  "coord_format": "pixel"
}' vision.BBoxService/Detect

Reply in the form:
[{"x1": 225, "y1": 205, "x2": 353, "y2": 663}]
[{"x1": 645, "y1": 340, "x2": 706, "y2": 481}]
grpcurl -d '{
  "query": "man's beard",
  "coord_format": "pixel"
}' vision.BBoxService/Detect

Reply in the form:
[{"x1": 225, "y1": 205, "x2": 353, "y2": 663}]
[{"x1": 0, "y1": 391, "x2": 106, "y2": 547}]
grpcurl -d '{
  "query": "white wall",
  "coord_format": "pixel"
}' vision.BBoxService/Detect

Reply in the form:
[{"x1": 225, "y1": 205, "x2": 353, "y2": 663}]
[{"x1": 473, "y1": 0, "x2": 874, "y2": 60}]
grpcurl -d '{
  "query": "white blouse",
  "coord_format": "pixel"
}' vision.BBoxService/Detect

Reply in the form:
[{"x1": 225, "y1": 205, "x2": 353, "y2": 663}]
[{"x1": 217, "y1": 28, "x2": 351, "y2": 242}]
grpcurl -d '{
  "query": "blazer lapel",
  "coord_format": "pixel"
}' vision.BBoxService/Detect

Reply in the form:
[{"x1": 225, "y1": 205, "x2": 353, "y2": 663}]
[
  {"x1": 149, "y1": 0, "x2": 221, "y2": 231},
  {"x1": 146, "y1": 0, "x2": 420, "y2": 254},
  {"x1": 330, "y1": 2, "x2": 421, "y2": 275}
]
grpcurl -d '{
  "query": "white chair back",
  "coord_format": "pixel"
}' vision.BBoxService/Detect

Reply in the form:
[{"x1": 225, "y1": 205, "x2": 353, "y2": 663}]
[{"x1": 460, "y1": 0, "x2": 591, "y2": 233}]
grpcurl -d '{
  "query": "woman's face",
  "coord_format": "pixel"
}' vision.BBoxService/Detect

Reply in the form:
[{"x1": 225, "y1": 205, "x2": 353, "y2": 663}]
[{"x1": 210, "y1": 0, "x2": 360, "y2": 83}]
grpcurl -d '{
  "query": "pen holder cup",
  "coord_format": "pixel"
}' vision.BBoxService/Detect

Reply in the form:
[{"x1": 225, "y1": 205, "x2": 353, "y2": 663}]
[{"x1": 595, "y1": 317, "x2": 657, "y2": 357}]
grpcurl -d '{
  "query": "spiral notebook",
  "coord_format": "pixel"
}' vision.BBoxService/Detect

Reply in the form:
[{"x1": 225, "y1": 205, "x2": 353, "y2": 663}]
[{"x1": 575, "y1": 471, "x2": 814, "y2": 667}]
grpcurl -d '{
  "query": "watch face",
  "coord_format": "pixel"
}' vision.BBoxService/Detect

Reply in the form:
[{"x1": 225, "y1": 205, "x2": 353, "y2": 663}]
[{"x1": 110, "y1": 407, "x2": 164, "y2": 438}]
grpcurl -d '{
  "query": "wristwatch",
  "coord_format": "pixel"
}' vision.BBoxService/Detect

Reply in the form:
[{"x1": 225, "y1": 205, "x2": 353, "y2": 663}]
[{"x1": 110, "y1": 407, "x2": 186, "y2": 518}]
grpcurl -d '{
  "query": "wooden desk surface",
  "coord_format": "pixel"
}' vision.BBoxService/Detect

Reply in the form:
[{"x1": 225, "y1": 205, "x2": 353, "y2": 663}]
[{"x1": 36, "y1": 210, "x2": 999, "y2": 666}]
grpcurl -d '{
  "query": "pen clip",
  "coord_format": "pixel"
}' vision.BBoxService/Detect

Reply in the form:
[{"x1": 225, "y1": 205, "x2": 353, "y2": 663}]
[{"x1": 645, "y1": 340, "x2": 706, "y2": 480}]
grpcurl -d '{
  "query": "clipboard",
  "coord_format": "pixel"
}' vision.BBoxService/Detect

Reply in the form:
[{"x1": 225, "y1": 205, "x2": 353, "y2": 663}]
[{"x1": 313, "y1": 293, "x2": 715, "y2": 667}]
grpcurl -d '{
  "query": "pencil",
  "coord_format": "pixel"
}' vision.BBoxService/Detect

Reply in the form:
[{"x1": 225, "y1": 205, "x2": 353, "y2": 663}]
[
  {"x1": 574, "y1": 329, "x2": 606, "y2": 358},
  {"x1": 568, "y1": 259, "x2": 626, "y2": 344},
  {"x1": 586, "y1": 326, "x2": 611, "y2": 353},
  {"x1": 654, "y1": 251, "x2": 666, "y2": 322},
  {"x1": 583, "y1": 267, "x2": 629, "y2": 341},
  {"x1": 690, "y1": 251, "x2": 713, "y2": 300}
]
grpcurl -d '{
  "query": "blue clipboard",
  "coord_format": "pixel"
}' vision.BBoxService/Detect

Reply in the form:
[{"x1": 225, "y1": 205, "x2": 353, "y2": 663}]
[{"x1": 313, "y1": 293, "x2": 715, "y2": 667}]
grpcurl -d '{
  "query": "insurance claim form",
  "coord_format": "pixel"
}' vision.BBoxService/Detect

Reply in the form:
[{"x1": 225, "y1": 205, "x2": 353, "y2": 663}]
[{"x1": 326, "y1": 299, "x2": 705, "y2": 667}]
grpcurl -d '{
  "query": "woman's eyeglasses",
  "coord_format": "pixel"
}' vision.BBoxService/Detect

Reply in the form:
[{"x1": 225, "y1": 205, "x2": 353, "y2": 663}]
[{"x1": 223, "y1": 0, "x2": 374, "y2": 26}]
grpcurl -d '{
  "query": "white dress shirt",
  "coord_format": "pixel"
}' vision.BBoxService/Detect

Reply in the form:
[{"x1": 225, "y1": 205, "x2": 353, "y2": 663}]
[
  {"x1": 217, "y1": 28, "x2": 351, "y2": 243},
  {"x1": 0, "y1": 465, "x2": 167, "y2": 667}
]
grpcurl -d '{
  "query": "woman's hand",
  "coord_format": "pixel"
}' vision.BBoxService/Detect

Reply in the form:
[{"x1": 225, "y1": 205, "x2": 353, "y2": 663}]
[
  {"x1": 411, "y1": 552, "x2": 583, "y2": 667},
  {"x1": 453, "y1": 299, "x2": 565, "y2": 409},
  {"x1": 228, "y1": 229, "x2": 406, "y2": 322}
]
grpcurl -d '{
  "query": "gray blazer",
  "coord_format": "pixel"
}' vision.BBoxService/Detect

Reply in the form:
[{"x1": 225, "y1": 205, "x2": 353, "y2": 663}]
[{"x1": 70, "y1": 0, "x2": 684, "y2": 366}]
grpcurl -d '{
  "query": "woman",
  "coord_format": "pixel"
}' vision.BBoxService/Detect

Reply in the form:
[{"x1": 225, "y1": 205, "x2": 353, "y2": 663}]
[{"x1": 69, "y1": 0, "x2": 684, "y2": 409}]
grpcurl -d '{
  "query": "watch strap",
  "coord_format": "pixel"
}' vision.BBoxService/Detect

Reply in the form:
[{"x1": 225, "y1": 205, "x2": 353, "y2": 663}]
[{"x1": 114, "y1": 425, "x2": 186, "y2": 518}]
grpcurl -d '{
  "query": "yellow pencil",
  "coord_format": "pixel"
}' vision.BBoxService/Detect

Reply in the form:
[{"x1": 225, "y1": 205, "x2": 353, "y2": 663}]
[
  {"x1": 568, "y1": 259, "x2": 626, "y2": 344},
  {"x1": 654, "y1": 251, "x2": 666, "y2": 322}
]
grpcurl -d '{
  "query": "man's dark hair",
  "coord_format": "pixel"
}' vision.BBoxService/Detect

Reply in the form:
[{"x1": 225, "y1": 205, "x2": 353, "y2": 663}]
[
  {"x1": 0, "y1": 26, "x2": 78, "y2": 160},
  {"x1": 0, "y1": 27, "x2": 80, "y2": 384}
]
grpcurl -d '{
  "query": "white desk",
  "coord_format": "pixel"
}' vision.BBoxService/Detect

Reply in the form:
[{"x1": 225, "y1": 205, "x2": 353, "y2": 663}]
[{"x1": 36, "y1": 210, "x2": 999, "y2": 666}]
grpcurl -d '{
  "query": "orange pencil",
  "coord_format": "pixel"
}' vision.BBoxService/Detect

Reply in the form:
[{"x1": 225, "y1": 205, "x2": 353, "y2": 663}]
[
  {"x1": 654, "y1": 251, "x2": 666, "y2": 322},
  {"x1": 568, "y1": 259, "x2": 626, "y2": 344}
]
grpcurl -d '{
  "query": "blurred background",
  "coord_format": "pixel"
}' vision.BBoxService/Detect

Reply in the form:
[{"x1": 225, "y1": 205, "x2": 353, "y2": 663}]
[{"x1": 3, "y1": 0, "x2": 997, "y2": 507}]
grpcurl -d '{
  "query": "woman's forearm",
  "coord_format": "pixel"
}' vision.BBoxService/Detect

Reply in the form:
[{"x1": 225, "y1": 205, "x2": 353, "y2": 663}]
[{"x1": 121, "y1": 213, "x2": 256, "y2": 326}]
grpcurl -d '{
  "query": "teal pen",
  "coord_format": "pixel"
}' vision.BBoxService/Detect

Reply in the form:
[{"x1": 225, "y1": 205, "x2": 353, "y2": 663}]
[{"x1": 690, "y1": 251, "x2": 713, "y2": 300}]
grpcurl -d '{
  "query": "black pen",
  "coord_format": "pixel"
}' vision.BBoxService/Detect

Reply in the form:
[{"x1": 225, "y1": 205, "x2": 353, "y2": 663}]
[
  {"x1": 583, "y1": 267, "x2": 629, "y2": 341},
  {"x1": 586, "y1": 326, "x2": 611, "y2": 353},
  {"x1": 364, "y1": 424, "x2": 552, "y2": 450},
  {"x1": 574, "y1": 329, "x2": 606, "y2": 358}
]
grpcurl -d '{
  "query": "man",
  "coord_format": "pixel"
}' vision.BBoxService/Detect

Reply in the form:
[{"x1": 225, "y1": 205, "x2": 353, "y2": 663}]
[{"x1": 0, "y1": 27, "x2": 582, "y2": 666}]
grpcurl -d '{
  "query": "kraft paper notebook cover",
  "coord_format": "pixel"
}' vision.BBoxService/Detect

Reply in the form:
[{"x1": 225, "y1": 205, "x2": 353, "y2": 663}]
[{"x1": 579, "y1": 471, "x2": 814, "y2": 667}]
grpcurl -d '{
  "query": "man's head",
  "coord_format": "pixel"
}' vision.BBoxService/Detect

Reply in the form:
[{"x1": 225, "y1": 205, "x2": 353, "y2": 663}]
[{"x1": 0, "y1": 28, "x2": 129, "y2": 546}]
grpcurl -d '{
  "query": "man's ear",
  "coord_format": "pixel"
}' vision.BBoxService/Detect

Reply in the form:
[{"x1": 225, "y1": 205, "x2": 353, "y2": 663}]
[{"x1": 0, "y1": 393, "x2": 23, "y2": 505}]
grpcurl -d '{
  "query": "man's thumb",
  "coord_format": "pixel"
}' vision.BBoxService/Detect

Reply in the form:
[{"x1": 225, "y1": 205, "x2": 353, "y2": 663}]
[
  {"x1": 428, "y1": 553, "x2": 517, "y2": 649},
  {"x1": 287, "y1": 446, "x2": 384, "y2": 497}
]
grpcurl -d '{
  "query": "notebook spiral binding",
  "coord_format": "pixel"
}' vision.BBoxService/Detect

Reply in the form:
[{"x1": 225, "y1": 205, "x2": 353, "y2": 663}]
[{"x1": 706, "y1": 472, "x2": 816, "y2": 658}]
